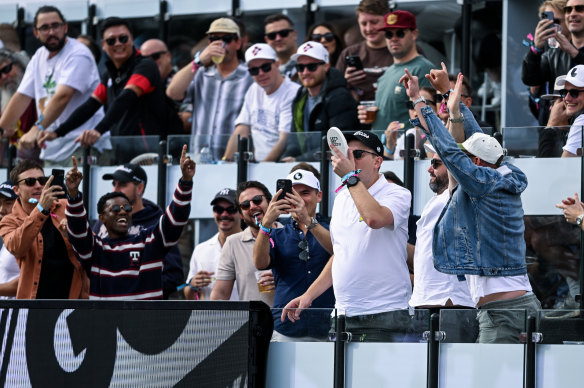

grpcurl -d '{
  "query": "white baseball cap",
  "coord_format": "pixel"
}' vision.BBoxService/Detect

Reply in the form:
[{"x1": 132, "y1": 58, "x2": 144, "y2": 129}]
[
  {"x1": 458, "y1": 133, "x2": 504, "y2": 165},
  {"x1": 286, "y1": 169, "x2": 321, "y2": 191},
  {"x1": 565, "y1": 65, "x2": 584, "y2": 88},
  {"x1": 291, "y1": 42, "x2": 329, "y2": 64},
  {"x1": 541, "y1": 75, "x2": 566, "y2": 100},
  {"x1": 245, "y1": 43, "x2": 277, "y2": 63},
  {"x1": 423, "y1": 142, "x2": 437, "y2": 155}
]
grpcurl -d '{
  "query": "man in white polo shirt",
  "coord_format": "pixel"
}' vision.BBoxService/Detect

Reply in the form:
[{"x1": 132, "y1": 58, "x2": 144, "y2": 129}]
[
  {"x1": 223, "y1": 43, "x2": 299, "y2": 162},
  {"x1": 282, "y1": 130, "x2": 412, "y2": 341}
]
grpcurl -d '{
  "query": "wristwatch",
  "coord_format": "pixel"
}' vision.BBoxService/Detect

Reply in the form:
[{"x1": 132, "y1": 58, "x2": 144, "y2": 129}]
[
  {"x1": 346, "y1": 175, "x2": 360, "y2": 188},
  {"x1": 412, "y1": 96, "x2": 427, "y2": 108},
  {"x1": 576, "y1": 214, "x2": 584, "y2": 226},
  {"x1": 306, "y1": 217, "x2": 319, "y2": 231}
]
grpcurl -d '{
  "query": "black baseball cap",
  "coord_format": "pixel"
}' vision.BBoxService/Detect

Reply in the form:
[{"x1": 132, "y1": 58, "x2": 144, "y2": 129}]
[
  {"x1": 102, "y1": 164, "x2": 147, "y2": 184},
  {"x1": 210, "y1": 188, "x2": 236, "y2": 205},
  {"x1": 344, "y1": 130, "x2": 384, "y2": 157},
  {"x1": 0, "y1": 181, "x2": 17, "y2": 199}
]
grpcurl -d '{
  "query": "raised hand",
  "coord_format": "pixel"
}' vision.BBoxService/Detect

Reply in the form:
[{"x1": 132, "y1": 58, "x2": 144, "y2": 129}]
[
  {"x1": 425, "y1": 62, "x2": 451, "y2": 94},
  {"x1": 446, "y1": 73, "x2": 464, "y2": 118},
  {"x1": 330, "y1": 143, "x2": 356, "y2": 178},
  {"x1": 180, "y1": 144, "x2": 196, "y2": 181},
  {"x1": 399, "y1": 68, "x2": 420, "y2": 100},
  {"x1": 38, "y1": 175, "x2": 63, "y2": 211},
  {"x1": 287, "y1": 188, "x2": 311, "y2": 226},
  {"x1": 65, "y1": 156, "x2": 83, "y2": 198},
  {"x1": 262, "y1": 189, "x2": 291, "y2": 226}
]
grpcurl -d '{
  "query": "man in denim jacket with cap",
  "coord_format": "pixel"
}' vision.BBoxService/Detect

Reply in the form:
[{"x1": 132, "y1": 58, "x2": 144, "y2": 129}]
[{"x1": 402, "y1": 68, "x2": 541, "y2": 343}]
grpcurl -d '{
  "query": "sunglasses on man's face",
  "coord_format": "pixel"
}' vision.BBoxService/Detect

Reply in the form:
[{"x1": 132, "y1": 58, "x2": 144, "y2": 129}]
[
  {"x1": 108, "y1": 204, "x2": 132, "y2": 213},
  {"x1": 311, "y1": 32, "x2": 335, "y2": 42},
  {"x1": 265, "y1": 28, "x2": 293, "y2": 41},
  {"x1": 385, "y1": 29, "x2": 407, "y2": 39},
  {"x1": 17, "y1": 176, "x2": 49, "y2": 187},
  {"x1": 560, "y1": 88, "x2": 584, "y2": 99},
  {"x1": 564, "y1": 5, "x2": 584, "y2": 14},
  {"x1": 430, "y1": 159, "x2": 443, "y2": 169},
  {"x1": 239, "y1": 195, "x2": 265, "y2": 210},
  {"x1": 0, "y1": 62, "x2": 14, "y2": 75},
  {"x1": 295, "y1": 62, "x2": 325, "y2": 73},
  {"x1": 213, "y1": 204, "x2": 238, "y2": 214},
  {"x1": 105, "y1": 35, "x2": 129, "y2": 46},
  {"x1": 209, "y1": 35, "x2": 238, "y2": 44},
  {"x1": 147, "y1": 51, "x2": 167, "y2": 61},
  {"x1": 352, "y1": 149, "x2": 379, "y2": 159},
  {"x1": 248, "y1": 62, "x2": 273, "y2": 76}
]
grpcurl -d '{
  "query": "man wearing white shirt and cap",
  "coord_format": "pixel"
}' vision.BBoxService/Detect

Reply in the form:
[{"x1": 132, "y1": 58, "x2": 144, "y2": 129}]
[{"x1": 223, "y1": 43, "x2": 299, "y2": 162}]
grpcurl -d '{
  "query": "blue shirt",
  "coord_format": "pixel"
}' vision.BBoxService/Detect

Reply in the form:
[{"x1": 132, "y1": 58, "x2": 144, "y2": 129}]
[{"x1": 269, "y1": 219, "x2": 335, "y2": 337}]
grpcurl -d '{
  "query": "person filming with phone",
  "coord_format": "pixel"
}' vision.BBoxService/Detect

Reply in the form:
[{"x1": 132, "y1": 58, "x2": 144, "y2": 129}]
[{"x1": 253, "y1": 167, "x2": 334, "y2": 341}]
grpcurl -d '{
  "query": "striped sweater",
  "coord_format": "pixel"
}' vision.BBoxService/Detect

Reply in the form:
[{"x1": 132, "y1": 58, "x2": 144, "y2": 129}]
[{"x1": 66, "y1": 179, "x2": 192, "y2": 300}]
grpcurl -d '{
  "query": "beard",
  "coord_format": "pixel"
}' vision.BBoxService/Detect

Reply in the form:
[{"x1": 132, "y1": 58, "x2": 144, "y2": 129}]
[
  {"x1": 43, "y1": 35, "x2": 66, "y2": 52},
  {"x1": 429, "y1": 174, "x2": 447, "y2": 194}
]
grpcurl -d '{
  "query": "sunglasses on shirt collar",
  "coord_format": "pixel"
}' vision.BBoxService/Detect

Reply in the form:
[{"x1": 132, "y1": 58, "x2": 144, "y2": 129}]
[
  {"x1": 239, "y1": 195, "x2": 265, "y2": 210},
  {"x1": 208, "y1": 35, "x2": 238, "y2": 44},
  {"x1": 105, "y1": 35, "x2": 130, "y2": 46}
]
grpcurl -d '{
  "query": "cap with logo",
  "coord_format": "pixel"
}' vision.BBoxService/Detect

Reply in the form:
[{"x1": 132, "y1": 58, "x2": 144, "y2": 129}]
[
  {"x1": 286, "y1": 169, "x2": 321, "y2": 191},
  {"x1": 291, "y1": 41, "x2": 330, "y2": 64},
  {"x1": 206, "y1": 17, "x2": 240, "y2": 37},
  {"x1": 0, "y1": 180, "x2": 17, "y2": 199},
  {"x1": 458, "y1": 133, "x2": 504, "y2": 165},
  {"x1": 564, "y1": 65, "x2": 584, "y2": 88},
  {"x1": 379, "y1": 10, "x2": 417, "y2": 31},
  {"x1": 344, "y1": 130, "x2": 384, "y2": 157},
  {"x1": 210, "y1": 188, "x2": 237, "y2": 205},
  {"x1": 102, "y1": 164, "x2": 147, "y2": 184},
  {"x1": 541, "y1": 75, "x2": 566, "y2": 100},
  {"x1": 245, "y1": 43, "x2": 277, "y2": 63}
]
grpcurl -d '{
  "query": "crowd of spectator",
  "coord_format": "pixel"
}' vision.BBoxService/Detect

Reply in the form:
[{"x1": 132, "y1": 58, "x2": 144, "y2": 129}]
[{"x1": 0, "y1": 0, "x2": 583, "y2": 349}]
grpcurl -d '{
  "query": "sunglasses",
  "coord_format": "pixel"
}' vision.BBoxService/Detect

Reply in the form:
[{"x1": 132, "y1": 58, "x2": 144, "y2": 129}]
[
  {"x1": 248, "y1": 62, "x2": 273, "y2": 76},
  {"x1": 564, "y1": 5, "x2": 584, "y2": 13},
  {"x1": 17, "y1": 176, "x2": 49, "y2": 186},
  {"x1": 147, "y1": 51, "x2": 167, "y2": 61},
  {"x1": 352, "y1": 149, "x2": 379, "y2": 159},
  {"x1": 311, "y1": 32, "x2": 335, "y2": 42},
  {"x1": 36, "y1": 22, "x2": 65, "y2": 33},
  {"x1": 265, "y1": 28, "x2": 293, "y2": 41},
  {"x1": 213, "y1": 204, "x2": 238, "y2": 214},
  {"x1": 105, "y1": 35, "x2": 129, "y2": 46},
  {"x1": 385, "y1": 29, "x2": 407, "y2": 39},
  {"x1": 430, "y1": 159, "x2": 443, "y2": 169},
  {"x1": 239, "y1": 195, "x2": 265, "y2": 210},
  {"x1": 560, "y1": 89, "x2": 584, "y2": 98},
  {"x1": 406, "y1": 99, "x2": 435, "y2": 110},
  {"x1": 295, "y1": 62, "x2": 325, "y2": 73},
  {"x1": 209, "y1": 35, "x2": 238, "y2": 44},
  {"x1": 0, "y1": 62, "x2": 13, "y2": 75},
  {"x1": 298, "y1": 239, "x2": 310, "y2": 261},
  {"x1": 108, "y1": 204, "x2": 132, "y2": 213}
]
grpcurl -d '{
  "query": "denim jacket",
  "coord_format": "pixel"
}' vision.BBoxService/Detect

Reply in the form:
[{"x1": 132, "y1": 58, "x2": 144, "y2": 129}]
[{"x1": 411, "y1": 104, "x2": 527, "y2": 276}]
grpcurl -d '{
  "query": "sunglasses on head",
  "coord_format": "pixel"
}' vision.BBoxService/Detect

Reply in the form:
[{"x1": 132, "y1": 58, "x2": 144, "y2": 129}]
[
  {"x1": 17, "y1": 176, "x2": 49, "y2": 187},
  {"x1": 430, "y1": 159, "x2": 443, "y2": 169},
  {"x1": 147, "y1": 51, "x2": 167, "y2": 61},
  {"x1": 265, "y1": 28, "x2": 293, "y2": 41},
  {"x1": 298, "y1": 239, "x2": 310, "y2": 261},
  {"x1": 406, "y1": 99, "x2": 435, "y2": 110},
  {"x1": 352, "y1": 149, "x2": 379, "y2": 159},
  {"x1": 213, "y1": 204, "x2": 238, "y2": 214},
  {"x1": 0, "y1": 62, "x2": 13, "y2": 75},
  {"x1": 108, "y1": 204, "x2": 132, "y2": 213},
  {"x1": 105, "y1": 35, "x2": 129, "y2": 46},
  {"x1": 385, "y1": 29, "x2": 407, "y2": 39},
  {"x1": 209, "y1": 35, "x2": 238, "y2": 44},
  {"x1": 560, "y1": 88, "x2": 584, "y2": 98},
  {"x1": 239, "y1": 195, "x2": 265, "y2": 210},
  {"x1": 36, "y1": 22, "x2": 65, "y2": 33},
  {"x1": 295, "y1": 62, "x2": 325, "y2": 73},
  {"x1": 311, "y1": 32, "x2": 335, "y2": 42},
  {"x1": 564, "y1": 5, "x2": 584, "y2": 13},
  {"x1": 248, "y1": 62, "x2": 273, "y2": 76}
]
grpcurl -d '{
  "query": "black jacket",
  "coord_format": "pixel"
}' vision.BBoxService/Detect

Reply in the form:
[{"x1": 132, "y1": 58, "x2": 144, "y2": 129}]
[
  {"x1": 283, "y1": 67, "x2": 358, "y2": 161},
  {"x1": 521, "y1": 45, "x2": 584, "y2": 87}
]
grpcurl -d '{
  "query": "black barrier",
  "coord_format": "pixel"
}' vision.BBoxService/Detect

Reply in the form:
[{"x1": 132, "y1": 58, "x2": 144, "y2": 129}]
[
  {"x1": 333, "y1": 313, "x2": 346, "y2": 388},
  {"x1": 525, "y1": 315, "x2": 536, "y2": 388},
  {"x1": 157, "y1": 140, "x2": 167, "y2": 209},
  {"x1": 427, "y1": 313, "x2": 440, "y2": 388},
  {"x1": 404, "y1": 133, "x2": 415, "y2": 214},
  {"x1": 0, "y1": 300, "x2": 272, "y2": 387},
  {"x1": 237, "y1": 136, "x2": 249, "y2": 186}
]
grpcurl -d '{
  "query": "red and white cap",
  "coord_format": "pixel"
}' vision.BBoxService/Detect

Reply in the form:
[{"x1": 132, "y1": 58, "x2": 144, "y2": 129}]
[
  {"x1": 291, "y1": 42, "x2": 329, "y2": 64},
  {"x1": 245, "y1": 43, "x2": 277, "y2": 63}
]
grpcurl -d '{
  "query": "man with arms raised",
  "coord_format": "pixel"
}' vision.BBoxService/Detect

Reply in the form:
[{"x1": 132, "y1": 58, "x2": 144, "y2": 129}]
[
  {"x1": 223, "y1": 43, "x2": 299, "y2": 162},
  {"x1": 283, "y1": 131, "x2": 412, "y2": 341}
]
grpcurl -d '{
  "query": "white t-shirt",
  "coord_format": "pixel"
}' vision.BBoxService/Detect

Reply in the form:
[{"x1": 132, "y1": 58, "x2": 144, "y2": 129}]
[
  {"x1": 235, "y1": 78, "x2": 299, "y2": 161},
  {"x1": 0, "y1": 245, "x2": 19, "y2": 300},
  {"x1": 466, "y1": 274, "x2": 532, "y2": 306},
  {"x1": 409, "y1": 190, "x2": 474, "y2": 308},
  {"x1": 187, "y1": 233, "x2": 238, "y2": 301},
  {"x1": 18, "y1": 37, "x2": 109, "y2": 162},
  {"x1": 330, "y1": 174, "x2": 412, "y2": 316},
  {"x1": 563, "y1": 114, "x2": 584, "y2": 155}
]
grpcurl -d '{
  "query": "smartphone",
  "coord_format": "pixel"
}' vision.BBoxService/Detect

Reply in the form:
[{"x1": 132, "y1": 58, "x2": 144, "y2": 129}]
[
  {"x1": 541, "y1": 11, "x2": 554, "y2": 21},
  {"x1": 51, "y1": 168, "x2": 67, "y2": 199},
  {"x1": 346, "y1": 55, "x2": 364, "y2": 71},
  {"x1": 276, "y1": 179, "x2": 292, "y2": 201}
]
